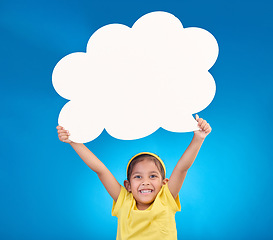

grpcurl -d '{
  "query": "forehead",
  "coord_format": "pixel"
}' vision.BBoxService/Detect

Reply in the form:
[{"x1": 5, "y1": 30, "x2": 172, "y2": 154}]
[{"x1": 131, "y1": 159, "x2": 160, "y2": 173}]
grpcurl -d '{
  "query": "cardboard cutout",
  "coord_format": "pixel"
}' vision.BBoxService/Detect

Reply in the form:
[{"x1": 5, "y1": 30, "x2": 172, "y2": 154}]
[{"x1": 52, "y1": 11, "x2": 218, "y2": 143}]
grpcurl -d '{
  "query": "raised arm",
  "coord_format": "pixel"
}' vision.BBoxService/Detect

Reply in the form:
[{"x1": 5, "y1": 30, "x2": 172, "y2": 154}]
[
  {"x1": 57, "y1": 126, "x2": 121, "y2": 201},
  {"x1": 168, "y1": 115, "x2": 211, "y2": 199}
]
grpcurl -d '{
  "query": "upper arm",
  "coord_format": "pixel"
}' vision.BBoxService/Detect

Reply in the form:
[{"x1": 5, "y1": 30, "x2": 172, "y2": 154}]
[
  {"x1": 167, "y1": 168, "x2": 188, "y2": 199},
  {"x1": 97, "y1": 169, "x2": 121, "y2": 202},
  {"x1": 167, "y1": 135, "x2": 204, "y2": 199}
]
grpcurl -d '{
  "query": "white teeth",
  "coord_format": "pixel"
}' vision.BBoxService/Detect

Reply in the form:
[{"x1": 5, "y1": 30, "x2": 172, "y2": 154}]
[{"x1": 140, "y1": 190, "x2": 152, "y2": 193}]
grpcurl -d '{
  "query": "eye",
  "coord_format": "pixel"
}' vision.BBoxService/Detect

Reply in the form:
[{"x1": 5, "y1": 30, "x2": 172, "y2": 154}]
[
  {"x1": 134, "y1": 175, "x2": 141, "y2": 179},
  {"x1": 150, "y1": 175, "x2": 158, "y2": 179}
]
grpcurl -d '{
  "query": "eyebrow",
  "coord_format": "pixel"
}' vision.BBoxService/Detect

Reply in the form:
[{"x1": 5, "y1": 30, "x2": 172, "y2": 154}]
[{"x1": 132, "y1": 171, "x2": 159, "y2": 175}]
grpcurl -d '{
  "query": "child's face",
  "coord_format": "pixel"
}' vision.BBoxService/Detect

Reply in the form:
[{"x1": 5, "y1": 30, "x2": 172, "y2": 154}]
[{"x1": 125, "y1": 158, "x2": 167, "y2": 210}]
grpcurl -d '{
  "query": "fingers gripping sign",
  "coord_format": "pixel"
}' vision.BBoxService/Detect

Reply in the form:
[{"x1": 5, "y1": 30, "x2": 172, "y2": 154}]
[
  {"x1": 194, "y1": 114, "x2": 212, "y2": 139},
  {"x1": 56, "y1": 126, "x2": 72, "y2": 143}
]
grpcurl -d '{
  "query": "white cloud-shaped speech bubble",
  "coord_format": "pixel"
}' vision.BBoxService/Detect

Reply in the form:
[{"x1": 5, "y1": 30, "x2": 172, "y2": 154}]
[{"x1": 52, "y1": 11, "x2": 218, "y2": 143}]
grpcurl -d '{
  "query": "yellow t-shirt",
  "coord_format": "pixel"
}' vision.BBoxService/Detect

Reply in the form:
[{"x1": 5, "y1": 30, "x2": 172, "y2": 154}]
[{"x1": 112, "y1": 184, "x2": 181, "y2": 240}]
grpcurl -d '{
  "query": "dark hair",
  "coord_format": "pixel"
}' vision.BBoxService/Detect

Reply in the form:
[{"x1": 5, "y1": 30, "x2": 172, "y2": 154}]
[{"x1": 127, "y1": 154, "x2": 165, "y2": 181}]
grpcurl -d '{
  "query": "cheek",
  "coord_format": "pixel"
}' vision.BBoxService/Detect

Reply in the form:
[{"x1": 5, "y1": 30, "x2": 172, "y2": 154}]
[
  {"x1": 154, "y1": 181, "x2": 163, "y2": 189},
  {"x1": 130, "y1": 182, "x2": 139, "y2": 192}
]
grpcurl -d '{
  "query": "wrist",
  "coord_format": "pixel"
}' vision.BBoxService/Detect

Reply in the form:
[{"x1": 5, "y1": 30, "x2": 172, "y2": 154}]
[{"x1": 193, "y1": 133, "x2": 205, "y2": 142}]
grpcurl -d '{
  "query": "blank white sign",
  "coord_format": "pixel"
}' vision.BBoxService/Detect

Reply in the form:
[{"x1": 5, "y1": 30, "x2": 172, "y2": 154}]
[{"x1": 52, "y1": 11, "x2": 218, "y2": 143}]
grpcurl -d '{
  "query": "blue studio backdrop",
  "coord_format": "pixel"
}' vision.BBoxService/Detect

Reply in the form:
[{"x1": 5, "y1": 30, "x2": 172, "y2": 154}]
[{"x1": 1, "y1": 0, "x2": 273, "y2": 239}]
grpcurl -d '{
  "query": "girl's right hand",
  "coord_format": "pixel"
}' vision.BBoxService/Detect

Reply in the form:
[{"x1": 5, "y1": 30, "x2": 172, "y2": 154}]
[{"x1": 56, "y1": 126, "x2": 72, "y2": 143}]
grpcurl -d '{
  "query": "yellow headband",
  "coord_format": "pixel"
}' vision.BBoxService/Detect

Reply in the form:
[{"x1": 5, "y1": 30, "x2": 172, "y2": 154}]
[{"x1": 126, "y1": 152, "x2": 166, "y2": 177}]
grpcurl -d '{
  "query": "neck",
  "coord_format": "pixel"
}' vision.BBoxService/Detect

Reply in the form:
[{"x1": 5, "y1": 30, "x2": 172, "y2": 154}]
[{"x1": 136, "y1": 201, "x2": 152, "y2": 210}]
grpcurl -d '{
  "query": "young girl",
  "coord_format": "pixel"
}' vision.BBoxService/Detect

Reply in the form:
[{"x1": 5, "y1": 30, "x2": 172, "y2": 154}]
[{"x1": 57, "y1": 115, "x2": 211, "y2": 240}]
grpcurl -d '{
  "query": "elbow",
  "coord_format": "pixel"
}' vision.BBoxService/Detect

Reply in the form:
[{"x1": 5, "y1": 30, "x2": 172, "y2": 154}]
[{"x1": 180, "y1": 169, "x2": 188, "y2": 175}]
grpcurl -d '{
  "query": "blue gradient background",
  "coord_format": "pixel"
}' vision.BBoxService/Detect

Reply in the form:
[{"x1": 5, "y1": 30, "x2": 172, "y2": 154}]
[{"x1": 1, "y1": 0, "x2": 272, "y2": 239}]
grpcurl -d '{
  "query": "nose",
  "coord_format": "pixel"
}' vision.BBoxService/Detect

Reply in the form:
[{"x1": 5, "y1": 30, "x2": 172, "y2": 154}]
[{"x1": 141, "y1": 179, "x2": 150, "y2": 185}]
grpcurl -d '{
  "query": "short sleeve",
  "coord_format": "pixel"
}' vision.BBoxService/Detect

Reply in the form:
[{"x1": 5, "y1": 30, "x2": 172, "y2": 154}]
[
  {"x1": 112, "y1": 186, "x2": 127, "y2": 217},
  {"x1": 164, "y1": 183, "x2": 181, "y2": 212}
]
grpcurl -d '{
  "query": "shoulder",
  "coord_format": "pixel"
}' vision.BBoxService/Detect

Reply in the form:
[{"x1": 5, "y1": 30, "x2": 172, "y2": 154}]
[
  {"x1": 158, "y1": 184, "x2": 181, "y2": 212},
  {"x1": 112, "y1": 186, "x2": 132, "y2": 217}
]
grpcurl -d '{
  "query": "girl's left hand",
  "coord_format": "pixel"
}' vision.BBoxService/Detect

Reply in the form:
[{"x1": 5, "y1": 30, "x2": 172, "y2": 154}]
[{"x1": 194, "y1": 114, "x2": 212, "y2": 139}]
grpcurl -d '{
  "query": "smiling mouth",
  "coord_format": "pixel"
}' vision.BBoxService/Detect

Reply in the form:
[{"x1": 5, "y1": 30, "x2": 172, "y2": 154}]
[{"x1": 139, "y1": 189, "x2": 153, "y2": 194}]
